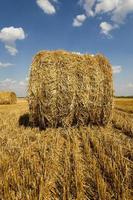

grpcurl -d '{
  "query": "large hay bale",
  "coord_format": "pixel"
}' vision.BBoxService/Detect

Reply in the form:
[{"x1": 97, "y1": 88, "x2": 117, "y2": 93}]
[
  {"x1": 0, "y1": 91, "x2": 17, "y2": 105},
  {"x1": 28, "y1": 50, "x2": 113, "y2": 129}
]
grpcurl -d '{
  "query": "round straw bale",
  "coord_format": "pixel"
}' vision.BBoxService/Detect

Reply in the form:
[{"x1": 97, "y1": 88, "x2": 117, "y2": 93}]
[
  {"x1": 0, "y1": 91, "x2": 17, "y2": 105},
  {"x1": 28, "y1": 50, "x2": 113, "y2": 129}
]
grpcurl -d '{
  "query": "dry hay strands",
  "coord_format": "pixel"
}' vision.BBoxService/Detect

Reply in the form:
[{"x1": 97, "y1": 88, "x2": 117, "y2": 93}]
[
  {"x1": 0, "y1": 91, "x2": 17, "y2": 105},
  {"x1": 28, "y1": 50, "x2": 113, "y2": 129}
]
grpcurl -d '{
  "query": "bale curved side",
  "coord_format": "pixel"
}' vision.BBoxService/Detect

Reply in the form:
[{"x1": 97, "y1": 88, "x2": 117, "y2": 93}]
[
  {"x1": 0, "y1": 91, "x2": 17, "y2": 105},
  {"x1": 95, "y1": 54, "x2": 113, "y2": 124},
  {"x1": 28, "y1": 50, "x2": 113, "y2": 129},
  {"x1": 10, "y1": 92, "x2": 17, "y2": 104}
]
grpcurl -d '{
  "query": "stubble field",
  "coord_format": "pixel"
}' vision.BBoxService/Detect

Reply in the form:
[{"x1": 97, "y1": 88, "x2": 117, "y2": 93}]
[
  {"x1": 115, "y1": 98, "x2": 133, "y2": 114},
  {"x1": 0, "y1": 98, "x2": 132, "y2": 200}
]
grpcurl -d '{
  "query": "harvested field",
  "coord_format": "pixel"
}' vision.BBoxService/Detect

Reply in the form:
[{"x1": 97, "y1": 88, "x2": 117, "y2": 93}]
[
  {"x1": 114, "y1": 98, "x2": 133, "y2": 114},
  {"x1": 0, "y1": 98, "x2": 132, "y2": 200},
  {"x1": 112, "y1": 110, "x2": 133, "y2": 137}
]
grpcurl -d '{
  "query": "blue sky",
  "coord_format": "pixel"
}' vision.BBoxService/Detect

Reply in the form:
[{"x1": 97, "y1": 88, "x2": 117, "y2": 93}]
[{"x1": 0, "y1": 0, "x2": 133, "y2": 96}]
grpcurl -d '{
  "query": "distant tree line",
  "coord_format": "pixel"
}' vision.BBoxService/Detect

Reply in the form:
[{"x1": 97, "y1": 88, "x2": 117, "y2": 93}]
[{"x1": 115, "y1": 96, "x2": 133, "y2": 98}]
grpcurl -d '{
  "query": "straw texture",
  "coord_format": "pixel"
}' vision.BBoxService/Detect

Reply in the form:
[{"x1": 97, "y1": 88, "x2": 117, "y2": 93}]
[
  {"x1": 0, "y1": 91, "x2": 17, "y2": 105},
  {"x1": 28, "y1": 50, "x2": 113, "y2": 129}
]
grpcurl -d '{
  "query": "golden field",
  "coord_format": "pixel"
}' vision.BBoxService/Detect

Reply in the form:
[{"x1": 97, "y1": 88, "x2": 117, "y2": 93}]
[
  {"x1": 114, "y1": 98, "x2": 133, "y2": 114},
  {"x1": 0, "y1": 98, "x2": 133, "y2": 200}
]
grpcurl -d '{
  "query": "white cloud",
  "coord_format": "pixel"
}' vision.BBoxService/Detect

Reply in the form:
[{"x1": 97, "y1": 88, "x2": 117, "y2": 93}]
[
  {"x1": 75, "y1": 0, "x2": 133, "y2": 36},
  {"x1": 127, "y1": 83, "x2": 133, "y2": 88},
  {"x1": 112, "y1": 65, "x2": 122, "y2": 74},
  {"x1": 36, "y1": 0, "x2": 57, "y2": 14},
  {"x1": 112, "y1": 0, "x2": 133, "y2": 24},
  {"x1": 0, "y1": 62, "x2": 14, "y2": 69},
  {"x1": 0, "y1": 26, "x2": 26, "y2": 55},
  {"x1": 25, "y1": 76, "x2": 29, "y2": 82},
  {"x1": 0, "y1": 78, "x2": 27, "y2": 97},
  {"x1": 5, "y1": 45, "x2": 18, "y2": 56},
  {"x1": 97, "y1": 0, "x2": 133, "y2": 25},
  {"x1": 19, "y1": 81, "x2": 26, "y2": 86},
  {"x1": 73, "y1": 14, "x2": 86, "y2": 27},
  {"x1": 79, "y1": 0, "x2": 96, "y2": 16},
  {"x1": 100, "y1": 22, "x2": 114, "y2": 36},
  {"x1": 95, "y1": 0, "x2": 119, "y2": 14},
  {"x1": 72, "y1": 51, "x2": 83, "y2": 55},
  {"x1": 96, "y1": 0, "x2": 133, "y2": 24},
  {"x1": 0, "y1": 79, "x2": 16, "y2": 87},
  {"x1": 0, "y1": 27, "x2": 25, "y2": 42}
]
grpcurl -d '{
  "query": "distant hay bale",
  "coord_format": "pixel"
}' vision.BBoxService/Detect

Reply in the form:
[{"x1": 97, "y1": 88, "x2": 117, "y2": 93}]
[
  {"x1": 28, "y1": 50, "x2": 113, "y2": 129},
  {"x1": 0, "y1": 91, "x2": 17, "y2": 105}
]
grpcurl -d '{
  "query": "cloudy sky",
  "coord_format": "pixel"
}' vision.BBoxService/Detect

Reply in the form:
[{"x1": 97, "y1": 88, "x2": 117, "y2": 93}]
[{"x1": 0, "y1": 0, "x2": 133, "y2": 96}]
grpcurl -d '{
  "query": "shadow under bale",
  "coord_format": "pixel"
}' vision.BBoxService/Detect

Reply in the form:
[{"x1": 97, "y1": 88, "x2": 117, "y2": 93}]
[
  {"x1": 18, "y1": 112, "x2": 85, "y2": 130},
  {"x1": 19, "y1": 113, "x2": 46, "y2": 130},
  {"x1": 19, "y1": 113, "x2": 30, "y2": 127}
]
